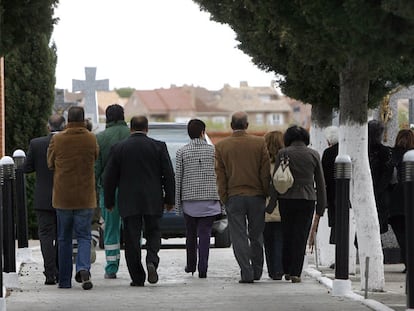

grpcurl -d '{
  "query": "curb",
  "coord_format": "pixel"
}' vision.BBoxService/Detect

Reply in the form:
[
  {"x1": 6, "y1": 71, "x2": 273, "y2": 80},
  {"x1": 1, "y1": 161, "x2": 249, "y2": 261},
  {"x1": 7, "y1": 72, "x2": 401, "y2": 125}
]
[{"x1": 304, "y1": 267, "x2": 395, "y2": 311}]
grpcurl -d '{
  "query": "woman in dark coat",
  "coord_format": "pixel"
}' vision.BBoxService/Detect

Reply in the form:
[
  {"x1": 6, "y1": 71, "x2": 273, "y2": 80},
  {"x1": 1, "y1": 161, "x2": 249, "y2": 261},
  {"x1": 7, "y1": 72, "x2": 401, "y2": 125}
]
[
  {"x1": 368, "y1": 120, "x2": 394, "y2": 234},
  {"x1": 389, "y1": 129, "x2": 414, "y2": 271},
  {"x1": 276, "y1": 126, "x2": 326, "y2": 283}
]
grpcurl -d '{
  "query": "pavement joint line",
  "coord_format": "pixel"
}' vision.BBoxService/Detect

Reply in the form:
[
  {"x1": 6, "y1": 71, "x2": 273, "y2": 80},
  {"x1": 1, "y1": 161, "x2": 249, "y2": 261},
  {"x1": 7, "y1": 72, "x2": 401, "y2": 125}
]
[{"x1": 304, "y1": 267, "x2": 395, "y2": 311}]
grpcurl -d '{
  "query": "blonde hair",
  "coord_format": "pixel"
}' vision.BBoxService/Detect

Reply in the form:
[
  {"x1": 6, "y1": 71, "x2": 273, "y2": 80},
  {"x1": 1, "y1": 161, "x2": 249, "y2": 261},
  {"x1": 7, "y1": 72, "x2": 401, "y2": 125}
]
[{"x1": 264, "y1": 130, "x2": 284, "y2": 163}]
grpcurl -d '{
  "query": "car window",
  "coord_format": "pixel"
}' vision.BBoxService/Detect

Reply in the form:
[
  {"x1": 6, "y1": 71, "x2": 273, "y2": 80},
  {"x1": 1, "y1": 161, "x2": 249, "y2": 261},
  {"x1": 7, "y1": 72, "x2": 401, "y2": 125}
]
[
  {"x1": 148, "y1": 125, "x2": 212, "y2": 172},
  {"x1": 148, "y1": 128, "x2": 189, "y2": 171}
]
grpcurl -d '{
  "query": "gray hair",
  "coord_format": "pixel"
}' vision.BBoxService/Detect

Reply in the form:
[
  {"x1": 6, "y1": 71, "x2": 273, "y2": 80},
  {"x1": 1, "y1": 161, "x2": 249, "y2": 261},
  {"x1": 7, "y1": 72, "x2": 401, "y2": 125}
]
[{"x1": 324, "y1": 126, "x2": 339, "y2": 145}]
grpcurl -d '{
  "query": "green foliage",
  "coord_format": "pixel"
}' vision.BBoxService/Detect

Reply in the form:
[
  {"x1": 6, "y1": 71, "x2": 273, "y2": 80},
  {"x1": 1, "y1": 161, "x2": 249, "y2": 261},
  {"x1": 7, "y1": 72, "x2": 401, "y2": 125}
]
[
  {"x1": 194, "y1": 1, "x2": 414, "y2": 112},
  {"x1": 115, "y1": 87, "x2": 135, "y2": 98},
  {"x1": 0, "y1": 0, "x2": 59, "y2": 55},
  {"x1": 5, "y1": 34, "x2": 57, "y2": 155},
  {"x1": 5, "y1": 33, "x2": 57, "y2": 238}
]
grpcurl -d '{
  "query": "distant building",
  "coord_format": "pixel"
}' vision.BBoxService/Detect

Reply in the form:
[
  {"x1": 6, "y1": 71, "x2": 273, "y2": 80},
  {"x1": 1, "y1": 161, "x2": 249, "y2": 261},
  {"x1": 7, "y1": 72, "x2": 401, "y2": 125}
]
[{"x1": 61, "y1": 80, "x2": 312, "y2": 131}]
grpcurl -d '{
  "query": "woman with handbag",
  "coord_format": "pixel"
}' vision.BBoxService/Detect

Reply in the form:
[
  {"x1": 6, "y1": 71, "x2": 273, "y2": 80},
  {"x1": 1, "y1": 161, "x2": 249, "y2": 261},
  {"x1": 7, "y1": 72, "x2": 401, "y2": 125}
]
[
  {"x1": 275, "y1": 125, "x2": 327, "y2": 283},
  {"x1": 175, "y1": 119, "x2": 221, "y2": 278},
  {"x1": 264, "y1": 130, "x2": 285, "y2": 280}
]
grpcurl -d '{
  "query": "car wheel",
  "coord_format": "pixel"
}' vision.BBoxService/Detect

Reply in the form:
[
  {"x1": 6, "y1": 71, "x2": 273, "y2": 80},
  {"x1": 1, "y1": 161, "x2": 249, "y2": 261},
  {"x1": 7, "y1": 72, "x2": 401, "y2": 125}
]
[{"x1": 214, "y1": 227, "x2": 231, "y2": 248}]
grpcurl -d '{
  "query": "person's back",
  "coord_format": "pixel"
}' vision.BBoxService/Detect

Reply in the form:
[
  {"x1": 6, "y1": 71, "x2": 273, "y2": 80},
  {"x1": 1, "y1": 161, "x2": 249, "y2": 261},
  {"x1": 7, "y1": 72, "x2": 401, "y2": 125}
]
[
  {"x1": 215, "y1": 131, "x2": 269, "y2": 202},
  {"x1": 95, "y1": 104, "x2": 130, "y2": 183},
  {"x1": 321, "y1": 126, "x2": 339, "y2": 246},
  {"x1": 215, "y1": 111, "x2": 270, "y2": 284},
  {"x1": 368, "y1": 120, "x2": 393, "y2": 234},
  {"x1": 104, "y1": 115, "x2": 175, "y2": 287},
  {"x1": 109, "y1": 133, "x2": 173, "y2": 215},
  {"x1": 23, "y1": 114, "x2": 66, "y2": 285},
  {"x1": 95, "y1": 104, "x2": 130, "y2": 279},
  {"x1": 47, "y1": 106, "x2": 98, "y2": 290},
  {"x1": 388, "y1": 129, "x2": 414, "y2": 272}
]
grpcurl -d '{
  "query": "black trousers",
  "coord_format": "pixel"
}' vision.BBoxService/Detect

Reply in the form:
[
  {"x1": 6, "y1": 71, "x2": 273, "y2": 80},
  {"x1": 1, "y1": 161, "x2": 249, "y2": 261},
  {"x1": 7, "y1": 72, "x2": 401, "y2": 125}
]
[
  {"x1": 123, "y1": 214, "x2": 161, "y2": 284},
  {"x1": 183, "y1": 214, "x2": 215, "y2": 274},
  {"x1": 36, "y1": 210, "x2": 58, "y2": 278},
  {"x1": 279, "y1": 199, "x2": 314, "y2": 277},
  {"x1": 389, "y1": 215, "x2": 406, "y2": 265}
]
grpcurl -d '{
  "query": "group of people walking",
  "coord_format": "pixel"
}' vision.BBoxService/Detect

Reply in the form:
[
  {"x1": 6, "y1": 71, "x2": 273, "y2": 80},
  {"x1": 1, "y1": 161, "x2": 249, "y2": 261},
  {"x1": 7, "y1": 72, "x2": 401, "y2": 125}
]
[{"x1": 26, "y1": 106, "x2": 410, "y2": 291}]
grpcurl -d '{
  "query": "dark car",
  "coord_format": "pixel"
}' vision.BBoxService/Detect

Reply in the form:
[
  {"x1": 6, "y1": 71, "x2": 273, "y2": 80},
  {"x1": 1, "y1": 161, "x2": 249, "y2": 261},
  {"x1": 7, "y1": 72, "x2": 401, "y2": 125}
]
[{"x1": 148, "y1": 122, "x2": 231, "y2": 248}]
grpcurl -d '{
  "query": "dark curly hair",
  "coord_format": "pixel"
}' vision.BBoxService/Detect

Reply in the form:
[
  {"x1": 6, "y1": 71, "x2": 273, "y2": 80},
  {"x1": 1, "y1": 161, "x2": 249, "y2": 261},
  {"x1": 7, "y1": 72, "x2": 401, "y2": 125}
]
[{"x1": 283, "y1": 125, "x2": 310, "y2": 147}]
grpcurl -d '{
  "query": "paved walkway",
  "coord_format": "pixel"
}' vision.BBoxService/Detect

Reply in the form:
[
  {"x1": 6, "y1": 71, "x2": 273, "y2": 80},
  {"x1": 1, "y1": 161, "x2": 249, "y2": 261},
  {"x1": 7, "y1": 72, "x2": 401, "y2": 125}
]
[{"x1": 1, "y1": 240, "x2": 408, "y2": 311}]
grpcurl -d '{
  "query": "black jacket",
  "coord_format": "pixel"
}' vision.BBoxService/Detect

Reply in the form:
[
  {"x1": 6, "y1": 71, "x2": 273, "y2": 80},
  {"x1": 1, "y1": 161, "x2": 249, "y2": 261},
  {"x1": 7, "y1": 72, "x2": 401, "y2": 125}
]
[
  {"x1": 23, "y1": 134, "x2": 55, "y2": 211},
  {"x1": 389, "y1": 146, "x2": 408, "y2": 217},
  {"x1": 321, "y1": 143, "x2": 338, "y2": 227},
  {"x1": 104, "y1": 132, "x2": 175, "y2": 218}
]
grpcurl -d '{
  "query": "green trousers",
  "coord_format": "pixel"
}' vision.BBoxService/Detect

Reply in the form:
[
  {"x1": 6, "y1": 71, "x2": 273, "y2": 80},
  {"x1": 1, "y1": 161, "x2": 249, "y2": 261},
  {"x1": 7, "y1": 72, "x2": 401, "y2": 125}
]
[{"x1": 100, "y1": 189, "x2": 121, "y2": 274}]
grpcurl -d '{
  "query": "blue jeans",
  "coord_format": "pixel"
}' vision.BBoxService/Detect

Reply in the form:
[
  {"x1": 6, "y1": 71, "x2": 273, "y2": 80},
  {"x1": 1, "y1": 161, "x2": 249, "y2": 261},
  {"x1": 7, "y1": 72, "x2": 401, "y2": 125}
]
[{"x1": 57, "y1": 208, "x2": 94, "y2": 288}]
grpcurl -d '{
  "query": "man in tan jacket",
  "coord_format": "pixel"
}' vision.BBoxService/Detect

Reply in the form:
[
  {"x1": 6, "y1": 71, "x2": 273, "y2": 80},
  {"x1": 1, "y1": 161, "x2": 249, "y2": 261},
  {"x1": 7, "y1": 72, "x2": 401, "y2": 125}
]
[
  {"x1": 47, "y1": 106, "x2": 99, "y2": 290},
  {"x1": 215, "y1": 111, "x2": 270, "y2": 283}
]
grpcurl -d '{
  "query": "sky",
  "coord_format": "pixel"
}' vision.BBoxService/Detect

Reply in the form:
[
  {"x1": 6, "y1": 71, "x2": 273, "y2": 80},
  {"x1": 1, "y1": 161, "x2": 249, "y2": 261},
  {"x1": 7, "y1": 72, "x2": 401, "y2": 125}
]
[{"x1": 52, "y1": 0, "x2": 276, "y2": 91}]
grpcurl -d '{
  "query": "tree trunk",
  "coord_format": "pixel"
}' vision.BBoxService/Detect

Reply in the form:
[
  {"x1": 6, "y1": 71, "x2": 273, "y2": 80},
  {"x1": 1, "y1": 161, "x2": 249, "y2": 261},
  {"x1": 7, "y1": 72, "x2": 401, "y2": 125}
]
[
  {"x1": 339, "y1": 57, "x2": 384, "y2": 291},
  {"x1": 310, "y1": 104, "x2": 335, "y2": 267}
]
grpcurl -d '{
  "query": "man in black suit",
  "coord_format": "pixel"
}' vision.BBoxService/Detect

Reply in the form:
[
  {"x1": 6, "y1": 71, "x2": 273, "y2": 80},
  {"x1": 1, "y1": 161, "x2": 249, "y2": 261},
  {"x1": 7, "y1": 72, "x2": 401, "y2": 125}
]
[
  {"x1": 104, "y1": 115, "x2": 175, "y2": 287},
  {"x1": 23, "y1": 114, "x2": 66, "y2": 285}
]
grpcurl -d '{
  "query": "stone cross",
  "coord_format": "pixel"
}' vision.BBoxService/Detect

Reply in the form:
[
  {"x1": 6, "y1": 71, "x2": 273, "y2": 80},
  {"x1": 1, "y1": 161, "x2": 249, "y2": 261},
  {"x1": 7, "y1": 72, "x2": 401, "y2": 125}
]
[{"x1": 72, "y1": 67, "x2": 109, "y2": 126}]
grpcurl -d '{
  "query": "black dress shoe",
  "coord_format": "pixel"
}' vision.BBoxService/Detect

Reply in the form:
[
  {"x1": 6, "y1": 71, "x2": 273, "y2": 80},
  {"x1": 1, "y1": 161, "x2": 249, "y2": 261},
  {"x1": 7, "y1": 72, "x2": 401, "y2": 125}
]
[
  {"x1": 45, "y1": 277, "x2": 56, "y2": 285},
  {"x1": 238, "y1": 279, "x2": 254, "y2": 284},
  {"x1": 130, "y1": 281, "x2": 144, "y2": 287},
  {"x1": 147, "y1": 263, "x2": 159, "y2": 284},
  {"x1": 184, "y1": 266, "x2": 195, "y2": 276},
  {"x1": 199, "y1": 272, "x2": 207, "y2": 278},
  {"x1": 271, "y1": 273, "x2": 283, "y2": 280}
]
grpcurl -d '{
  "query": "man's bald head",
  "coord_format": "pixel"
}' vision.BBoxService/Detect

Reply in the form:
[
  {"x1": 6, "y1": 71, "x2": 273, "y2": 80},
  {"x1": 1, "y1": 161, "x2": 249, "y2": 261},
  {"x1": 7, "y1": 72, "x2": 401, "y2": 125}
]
[
  {"x1": 48, "y1": 114, "x2": 66, "y2": 132},
  {"x1": 231, "y1": 111, "x2": 248, "y2": 130}
]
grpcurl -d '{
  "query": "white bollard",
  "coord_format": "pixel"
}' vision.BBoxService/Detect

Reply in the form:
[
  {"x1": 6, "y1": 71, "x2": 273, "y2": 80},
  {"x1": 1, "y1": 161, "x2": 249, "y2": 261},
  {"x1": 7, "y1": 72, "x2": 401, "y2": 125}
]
[
  {"x1": 16, "y1": 248, "x2": 33, "y2": 264},
  {"x1": 332, "y1": 279, "x2": 352, "y2": 296}
]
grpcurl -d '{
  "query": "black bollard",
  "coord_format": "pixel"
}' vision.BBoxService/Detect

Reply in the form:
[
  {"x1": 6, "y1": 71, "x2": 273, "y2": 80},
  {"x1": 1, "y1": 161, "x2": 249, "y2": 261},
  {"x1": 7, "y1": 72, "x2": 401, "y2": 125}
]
[
  {"x1": 2, "y1": 156, "x2": 16, "y2": 273},
  {"x1": 403, "y1": 150, "x2": 414, "y2": 309},
  {"x1": 334, "y1": 155, "x2": 351, "y2": 280},
  {"x1": 13, "y1": 149, "x2": 28, "y2": 248}
]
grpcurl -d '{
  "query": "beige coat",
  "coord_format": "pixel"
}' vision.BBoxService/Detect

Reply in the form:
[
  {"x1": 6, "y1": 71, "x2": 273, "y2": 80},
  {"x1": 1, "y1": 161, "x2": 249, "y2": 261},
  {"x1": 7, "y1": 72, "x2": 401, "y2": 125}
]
[{"x1": 47, "y1": 122, "x2": 99, "y2": 209}]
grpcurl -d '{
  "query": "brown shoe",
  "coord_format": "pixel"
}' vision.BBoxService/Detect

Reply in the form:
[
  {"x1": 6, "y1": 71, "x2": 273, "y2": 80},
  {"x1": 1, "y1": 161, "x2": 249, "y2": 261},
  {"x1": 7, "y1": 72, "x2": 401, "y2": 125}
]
[{"x1": 291, "y1": 276, "x2": 301, "y2": 283}]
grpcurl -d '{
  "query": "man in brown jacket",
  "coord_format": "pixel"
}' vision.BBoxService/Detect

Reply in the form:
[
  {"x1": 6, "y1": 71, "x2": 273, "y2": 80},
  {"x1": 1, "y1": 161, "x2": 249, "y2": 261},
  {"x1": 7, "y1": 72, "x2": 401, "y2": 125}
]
[
  {"x1": 47, "y1": 106, "x2": 99, "y2": 290},
  {"x1": 215, "y1": 111, "x2": 270, "y2": 283}
]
